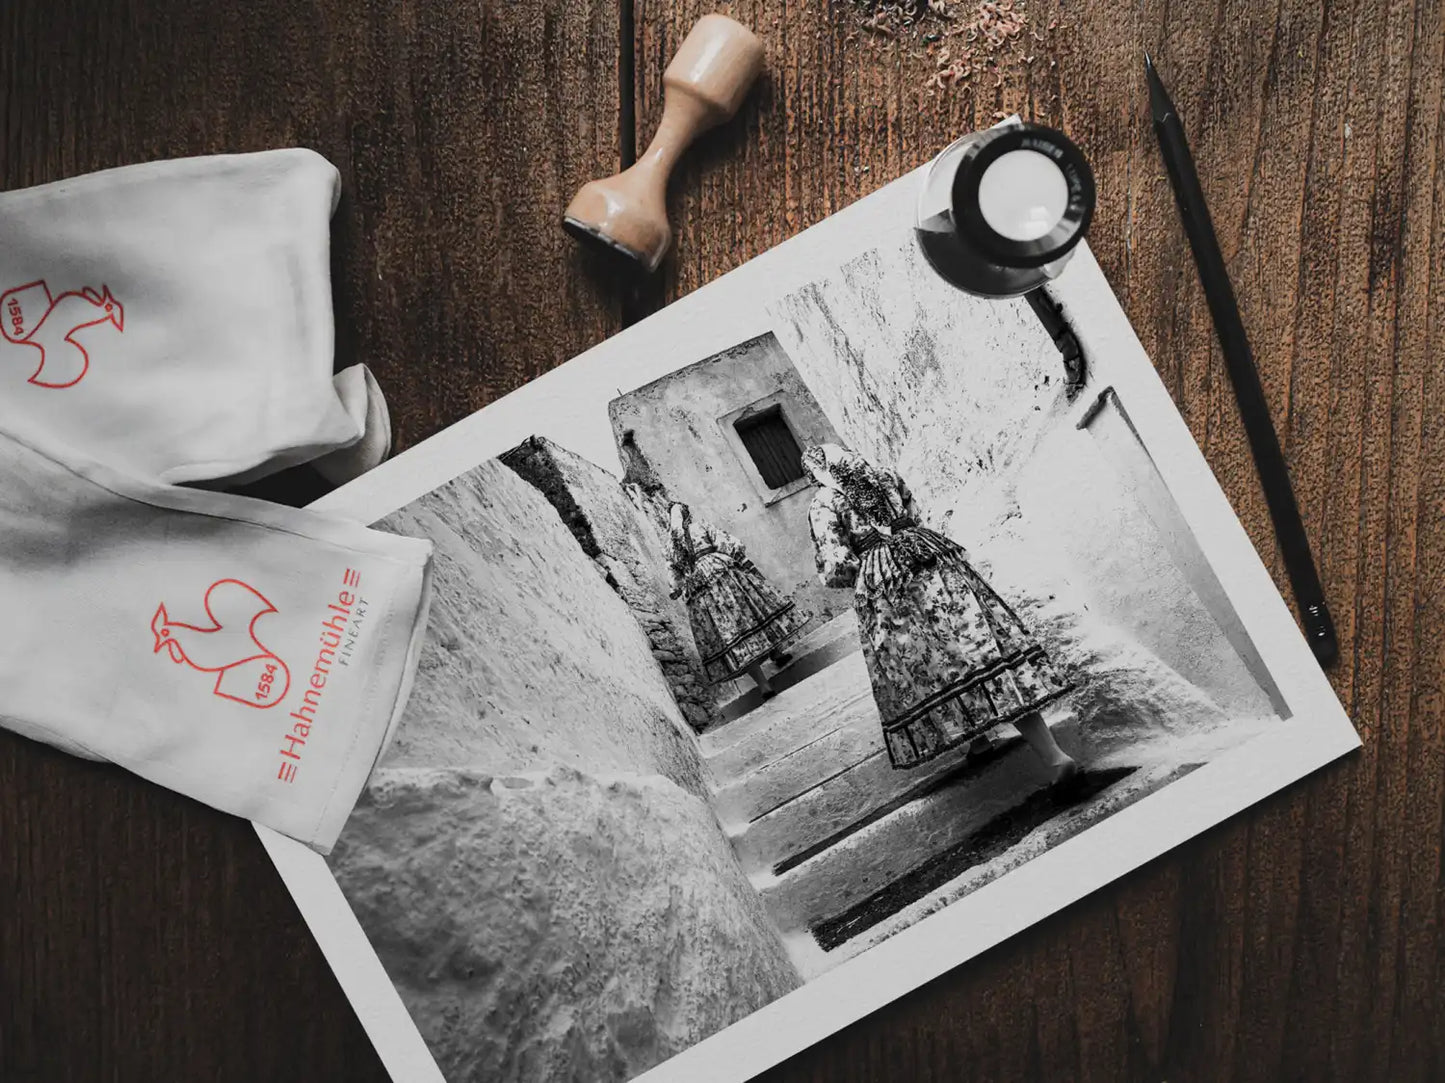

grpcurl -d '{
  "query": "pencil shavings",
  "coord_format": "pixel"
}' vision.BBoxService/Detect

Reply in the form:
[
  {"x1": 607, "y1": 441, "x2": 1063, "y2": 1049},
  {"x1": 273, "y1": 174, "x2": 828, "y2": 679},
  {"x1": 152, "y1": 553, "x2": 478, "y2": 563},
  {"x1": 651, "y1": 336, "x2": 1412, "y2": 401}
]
[{"x1": 846, "y1": 0, "x2": 1062, "y2": 96}]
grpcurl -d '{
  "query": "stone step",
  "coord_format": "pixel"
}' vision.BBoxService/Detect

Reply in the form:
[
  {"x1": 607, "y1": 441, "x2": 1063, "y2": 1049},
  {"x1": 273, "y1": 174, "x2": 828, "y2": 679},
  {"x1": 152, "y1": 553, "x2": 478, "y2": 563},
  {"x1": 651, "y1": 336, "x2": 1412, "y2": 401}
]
[
  {"x1": 775, "y1": 607, "x2": 860, "y2": 667},
  {"x1": 728, "y1": 736, "x2": 976, "y2": 875},
  {"x1": 705, "y1": 651, "x2": 875, "y2": 786},
  {"x1": 810, "y1": 761, "x2": 1146, "y2": 956},
  {"x1": 750, "y1": 718, "x2": 1080, "y2": 932},
  {"x1": 702, "y1": 611, "x2": 863, "y2": 751},
  {"x1": 712, "y1": 701, "x2": 885, "y2": 826}
]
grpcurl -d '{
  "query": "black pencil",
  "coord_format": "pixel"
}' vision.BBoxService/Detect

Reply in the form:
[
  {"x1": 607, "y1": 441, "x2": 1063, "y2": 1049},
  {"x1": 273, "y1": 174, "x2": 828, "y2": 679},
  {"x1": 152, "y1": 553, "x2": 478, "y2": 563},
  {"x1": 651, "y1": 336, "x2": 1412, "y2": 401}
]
[{"x1": 1144, "y1": 53, "x2": 1338, "y2": 669}]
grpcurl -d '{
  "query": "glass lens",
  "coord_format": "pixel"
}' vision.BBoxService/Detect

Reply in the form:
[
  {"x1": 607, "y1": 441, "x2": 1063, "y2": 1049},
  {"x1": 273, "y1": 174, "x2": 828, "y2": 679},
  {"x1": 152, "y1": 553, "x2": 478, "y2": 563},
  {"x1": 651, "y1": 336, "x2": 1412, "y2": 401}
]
[{"x1": 977, "y1": 149, "x2": 1068, "y2": 241}]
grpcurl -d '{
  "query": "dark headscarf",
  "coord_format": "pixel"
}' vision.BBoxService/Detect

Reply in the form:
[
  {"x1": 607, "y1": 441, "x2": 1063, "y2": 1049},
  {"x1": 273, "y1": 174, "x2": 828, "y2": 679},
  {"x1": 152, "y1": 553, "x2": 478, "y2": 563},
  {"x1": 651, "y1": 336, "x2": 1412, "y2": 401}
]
[{"x1": 802, "y1": 443, "x2": 900, "y2": 522}]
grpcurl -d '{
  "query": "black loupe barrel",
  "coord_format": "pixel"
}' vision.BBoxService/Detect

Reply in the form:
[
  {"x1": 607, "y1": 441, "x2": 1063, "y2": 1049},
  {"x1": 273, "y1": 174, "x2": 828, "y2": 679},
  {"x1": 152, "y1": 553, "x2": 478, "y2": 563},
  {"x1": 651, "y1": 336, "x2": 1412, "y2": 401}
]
[{"x1": 916, "y1": 122, "x2": 1096, "y2": 299}]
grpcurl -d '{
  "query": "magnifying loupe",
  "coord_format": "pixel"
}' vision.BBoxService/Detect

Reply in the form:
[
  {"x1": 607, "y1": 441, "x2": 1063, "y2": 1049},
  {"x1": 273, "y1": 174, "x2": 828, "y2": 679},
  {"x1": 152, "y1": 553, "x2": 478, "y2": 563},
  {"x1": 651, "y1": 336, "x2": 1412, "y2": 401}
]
[
  {"x1": 916, "y1": 120, "x2": 1094, "y2": 297},
  {"x1": 916, "y1": 120, "x2": 1096, "y2": 394}
]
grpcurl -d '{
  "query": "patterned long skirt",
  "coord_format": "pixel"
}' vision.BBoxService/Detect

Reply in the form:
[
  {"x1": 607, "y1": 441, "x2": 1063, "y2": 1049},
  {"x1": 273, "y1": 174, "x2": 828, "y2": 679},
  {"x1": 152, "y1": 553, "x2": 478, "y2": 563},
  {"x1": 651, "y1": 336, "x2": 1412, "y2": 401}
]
[
  {"x1": 685, "y1": 553, "x2": 807, "y2": 684},
  {"x1": 855, "y1": 527, "x2": 1075, "y2": 769}
]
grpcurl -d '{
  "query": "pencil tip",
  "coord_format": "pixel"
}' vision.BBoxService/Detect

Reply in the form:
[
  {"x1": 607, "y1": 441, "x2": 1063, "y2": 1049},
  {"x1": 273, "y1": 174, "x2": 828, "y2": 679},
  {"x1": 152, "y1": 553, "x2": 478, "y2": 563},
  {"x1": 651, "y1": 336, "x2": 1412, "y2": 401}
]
[{"x1": 1143, "y1": 52, "x2": 1172, "y2": 122}]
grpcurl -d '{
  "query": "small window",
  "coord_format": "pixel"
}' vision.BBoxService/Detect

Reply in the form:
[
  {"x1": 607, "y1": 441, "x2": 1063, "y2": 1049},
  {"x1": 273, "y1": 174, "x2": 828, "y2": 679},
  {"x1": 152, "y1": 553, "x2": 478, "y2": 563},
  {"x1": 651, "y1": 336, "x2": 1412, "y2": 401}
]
[{"x1": 735, "y1": 406, "x2": 804, "y2": 489}]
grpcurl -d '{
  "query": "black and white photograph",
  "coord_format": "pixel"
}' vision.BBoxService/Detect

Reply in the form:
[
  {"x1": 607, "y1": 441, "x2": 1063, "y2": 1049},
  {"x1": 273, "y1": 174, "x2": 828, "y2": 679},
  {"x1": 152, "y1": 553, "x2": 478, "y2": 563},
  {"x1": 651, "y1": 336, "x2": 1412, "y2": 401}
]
[{"x1": 317, "y1": 230, "x2": 1313, "y2": 1083}]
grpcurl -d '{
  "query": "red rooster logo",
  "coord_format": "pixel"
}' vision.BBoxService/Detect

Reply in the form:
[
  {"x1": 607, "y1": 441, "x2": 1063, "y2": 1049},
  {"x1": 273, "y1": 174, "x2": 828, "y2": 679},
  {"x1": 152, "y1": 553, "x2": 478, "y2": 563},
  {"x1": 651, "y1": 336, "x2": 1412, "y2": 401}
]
[
  {"x1": 151, "y1": 579, "x2": 291, "y2": 710},
  {"x1": 2, "y1": 279, "x2": 124, "y2": 388}
]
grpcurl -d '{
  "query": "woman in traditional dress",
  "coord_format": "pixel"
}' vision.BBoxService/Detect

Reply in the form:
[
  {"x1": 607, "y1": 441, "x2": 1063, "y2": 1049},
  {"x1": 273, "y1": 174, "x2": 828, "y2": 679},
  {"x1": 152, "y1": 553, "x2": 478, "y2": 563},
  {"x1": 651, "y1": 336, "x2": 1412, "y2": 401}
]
[
  {"x1": 801, "y1": 444, "x2": 1078, "y2": 783},
  {"x1": 668, "y1": 501, "x2": 806, "y2": 698}
]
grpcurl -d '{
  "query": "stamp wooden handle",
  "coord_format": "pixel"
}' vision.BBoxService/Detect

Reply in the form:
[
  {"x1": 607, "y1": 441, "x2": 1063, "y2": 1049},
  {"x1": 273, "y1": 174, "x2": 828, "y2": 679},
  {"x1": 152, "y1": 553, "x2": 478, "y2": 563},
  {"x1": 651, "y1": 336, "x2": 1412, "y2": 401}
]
[
  {"x1": 664, "y1": 13, "x2": 765, "y2": 121},
  {"x1": 564, "y1": 14, "x2": 764, "y2": 272}
]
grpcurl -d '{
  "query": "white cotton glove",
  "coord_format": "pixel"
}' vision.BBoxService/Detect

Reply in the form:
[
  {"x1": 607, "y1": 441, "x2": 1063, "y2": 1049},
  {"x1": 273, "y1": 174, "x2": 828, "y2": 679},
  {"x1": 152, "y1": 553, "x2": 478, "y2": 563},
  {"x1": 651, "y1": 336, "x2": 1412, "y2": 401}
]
[
  {"x1": 0, "y1": 416, "x2": 432, "y2": 853},
  {"x1": 313, "y1": 365, "x2": 394, "y2": 486},
  {"x1": 0, "y1": 149, "x2": 388, "y2": 485}
]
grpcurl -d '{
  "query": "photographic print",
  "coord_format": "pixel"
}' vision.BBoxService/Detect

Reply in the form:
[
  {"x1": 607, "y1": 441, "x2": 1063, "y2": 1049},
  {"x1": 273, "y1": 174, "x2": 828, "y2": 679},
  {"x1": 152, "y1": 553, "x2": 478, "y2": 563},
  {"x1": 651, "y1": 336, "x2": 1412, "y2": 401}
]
[{"x1": 303, "y1": 219, "x2": 1345, "y2": 1083}]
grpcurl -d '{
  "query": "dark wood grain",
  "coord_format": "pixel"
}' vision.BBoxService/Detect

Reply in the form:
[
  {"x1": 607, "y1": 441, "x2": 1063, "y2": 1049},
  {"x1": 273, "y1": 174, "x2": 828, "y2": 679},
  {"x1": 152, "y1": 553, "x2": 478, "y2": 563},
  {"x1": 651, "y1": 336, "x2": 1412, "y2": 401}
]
[
  {"x1": 3, "y1": 0, "x2": 1443, "y2": 1080},
  {"x1": 0, "y1": 1, "x2": 622, "y2": 1080},
  {"x1": 625, "y1": 1, "x2": 1441, "y2": 1081}
]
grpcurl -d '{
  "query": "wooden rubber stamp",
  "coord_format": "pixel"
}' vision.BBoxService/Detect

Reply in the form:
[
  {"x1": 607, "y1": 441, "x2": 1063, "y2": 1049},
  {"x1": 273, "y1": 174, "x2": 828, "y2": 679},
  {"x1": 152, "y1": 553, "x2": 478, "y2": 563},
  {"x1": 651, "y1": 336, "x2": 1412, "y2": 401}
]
[{"x1": 564, "y1": 13, "x2": 764, "y2": 272}]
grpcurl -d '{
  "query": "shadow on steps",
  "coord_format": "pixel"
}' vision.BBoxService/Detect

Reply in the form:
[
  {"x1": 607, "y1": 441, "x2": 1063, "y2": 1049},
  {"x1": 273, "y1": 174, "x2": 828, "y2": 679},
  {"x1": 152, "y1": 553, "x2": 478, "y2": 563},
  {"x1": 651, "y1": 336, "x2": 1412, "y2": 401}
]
[
  {"x1": 711, "y1": 631, "x2": 863, "y2": 726},
  {"x1": 771, "y1": 733, "x2": 1032, "y2": 875},
  {"x1": 811, "y1": 764, "x2": 1147, "y2": 952}
]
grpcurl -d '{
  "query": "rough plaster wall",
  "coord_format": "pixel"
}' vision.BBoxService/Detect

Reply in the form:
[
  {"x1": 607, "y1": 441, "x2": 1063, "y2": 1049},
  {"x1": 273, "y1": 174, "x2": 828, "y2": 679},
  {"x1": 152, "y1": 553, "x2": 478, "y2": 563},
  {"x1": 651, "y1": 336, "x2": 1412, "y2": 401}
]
[
  {"x1": 329, "y1": 460, "x2": 799, "y2": 1082},
  {"x1": 336, "y1": 767, "x2": 798, "y2": 1083},
  {"x1": 1010, "y1": 422, "x2": 1277, "y2": 718},
  {"x1": 769, "y1": 239, "x2": 1278, "y2": 724},
  {"x1": 769, "y1": 243, "x2": 1065, "y2": 521},
  {"x1": 608, "y1": 332, "x2": 845, "y2": 626},
  {"x1": 500, "y1": 435, "x2": 720, "y2": 731},
  {"x1": 362, "y1": 459, "x2": 700, "y2": 785}
]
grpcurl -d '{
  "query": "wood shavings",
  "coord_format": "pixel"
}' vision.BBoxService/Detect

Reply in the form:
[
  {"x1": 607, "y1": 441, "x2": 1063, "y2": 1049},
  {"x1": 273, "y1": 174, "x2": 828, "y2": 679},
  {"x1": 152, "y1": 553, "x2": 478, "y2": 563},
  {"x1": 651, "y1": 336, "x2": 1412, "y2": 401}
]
[
  {"x1": 847, "y1": 0, "x2": 935, "y2": 37},
  {"x1": 846, "y1": 0, "x2": 1065, "y2": 96},
  {"x1": 928, "y1": 0, "x2": 1031, "y2": 89}
]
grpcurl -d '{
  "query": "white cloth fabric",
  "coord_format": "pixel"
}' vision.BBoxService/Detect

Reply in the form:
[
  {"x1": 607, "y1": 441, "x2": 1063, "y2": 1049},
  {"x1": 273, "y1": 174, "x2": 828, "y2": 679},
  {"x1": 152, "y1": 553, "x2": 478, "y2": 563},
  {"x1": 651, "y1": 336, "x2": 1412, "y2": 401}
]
[
  {"x1": 314, "y1": 365, "x2": 394, "y2": 485},
  {"x1": 0, "y1": 150, "x2": 430, "y2": 852},
  {"x1": 0, "y1": 414, "x2": 431, "y2": 852},
  {"x1": 0, "y1": 149, "x2": 388, "y2": 484}
]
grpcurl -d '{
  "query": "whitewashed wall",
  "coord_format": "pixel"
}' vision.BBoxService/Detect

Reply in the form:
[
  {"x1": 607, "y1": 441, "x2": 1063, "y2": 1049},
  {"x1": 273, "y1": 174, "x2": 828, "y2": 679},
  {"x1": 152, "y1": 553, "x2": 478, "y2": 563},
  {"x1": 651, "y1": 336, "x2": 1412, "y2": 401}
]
[
  {"x1": 328, "y1": 460, "x2": 799, "y2": 1082},
  {"x1": 769, "y1": 239, "x2": 1278, "y2": 722}
]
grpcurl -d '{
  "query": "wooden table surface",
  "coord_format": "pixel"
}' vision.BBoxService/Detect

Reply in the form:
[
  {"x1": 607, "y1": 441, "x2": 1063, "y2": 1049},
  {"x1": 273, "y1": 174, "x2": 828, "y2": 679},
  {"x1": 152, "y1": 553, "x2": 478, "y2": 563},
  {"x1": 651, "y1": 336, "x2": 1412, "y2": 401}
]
[{"x1": 2, "y1": 1, "x2": 1442, "y2": 1080}]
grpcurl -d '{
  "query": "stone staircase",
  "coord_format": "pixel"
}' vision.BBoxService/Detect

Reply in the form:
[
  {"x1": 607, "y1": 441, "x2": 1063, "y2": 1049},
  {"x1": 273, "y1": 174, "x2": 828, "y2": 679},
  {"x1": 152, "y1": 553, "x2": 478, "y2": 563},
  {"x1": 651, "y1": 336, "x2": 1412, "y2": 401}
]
[{"x1": 701, "y1": 612, "x2": 1082, "y2": 979}]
